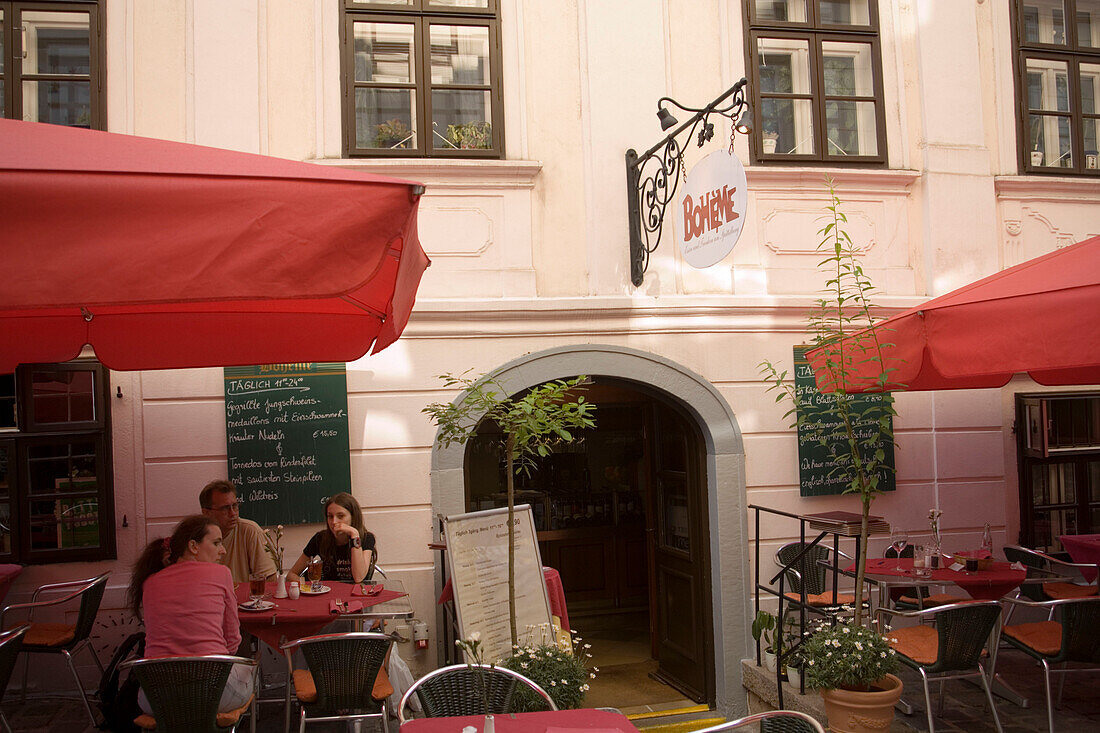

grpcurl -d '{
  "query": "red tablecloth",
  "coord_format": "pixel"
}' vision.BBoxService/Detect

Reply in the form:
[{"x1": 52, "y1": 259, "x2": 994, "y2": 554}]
[
  {"x1": 399, "y1": 708, "x2": 639, "y2": 732},
  {"x1": 437, "y1": 566, "x2": 570, "y2": 632},
  {"x1": 1059, "y1": 534, "x2": 1100, "y2": 582},
  {"x1": 235, "y1": 580, "x2": 406, "y2": 651},
  {"x1": 856, "y1": 558, "x2": 1026, "y2": 600},
  {"x1": 0, "y1": 565, "x2": 22, "y2": 606}
]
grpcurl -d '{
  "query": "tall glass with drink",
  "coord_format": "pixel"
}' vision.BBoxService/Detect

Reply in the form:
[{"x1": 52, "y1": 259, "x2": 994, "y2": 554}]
[
  {"x1": 249, "y1": 573, "x2": 266, "y2": 607},
  {"x1": 307, "y1": 556, "x2": 323, "y2": 592}
]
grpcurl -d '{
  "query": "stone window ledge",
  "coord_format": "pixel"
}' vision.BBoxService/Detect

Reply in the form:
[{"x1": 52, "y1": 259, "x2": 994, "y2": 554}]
[{"x1": 307, "y1": 158, "x2": 542, "y2": 190}]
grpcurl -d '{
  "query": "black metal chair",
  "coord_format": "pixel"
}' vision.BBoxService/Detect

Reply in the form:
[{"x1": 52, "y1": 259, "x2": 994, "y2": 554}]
[
  {"x1": 876, "y1": 600, "x2": 1004, "y2": 733},
  {"x1": 0, "y1": 625, "x2": 29, "y2": 733},
  {"x1": 120, "y1": 654, "x2": 257, "y2": 733},
  {"x1": 693, "y1": 710, "x2": 826, "y2": 733},
  {"x1": 396, "y1": 663, "x2": 556, "y2": 724},
  {"x1": 0, "y1": 571, "x2": 109, "y2": 726},
  {"x1": 281, "y1": 631, "x2": 393, "y2": 733},
  {"x1": 994, "y1": 595, "x2": 1100, "y2": 733},
  {"x1": 1003, "y1": 545, "x2": 1098, "y2": 604},
  {"x1": 775, "y1": 542, "x2": 860, "y2": 610}
]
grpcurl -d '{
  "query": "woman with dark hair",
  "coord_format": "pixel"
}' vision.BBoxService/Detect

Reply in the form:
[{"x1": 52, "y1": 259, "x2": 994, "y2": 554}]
[
  {"x1": 127, "y1": 514, "x2": 252, "y2": 713},
  {"x1": 289, "y1": 492, "x2": 376, "y2": 583}
]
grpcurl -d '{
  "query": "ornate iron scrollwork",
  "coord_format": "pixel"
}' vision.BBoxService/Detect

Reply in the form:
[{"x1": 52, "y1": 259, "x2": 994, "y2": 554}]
[{"x1": 625, "y1": 78, "x2": 750, "y2": 286}]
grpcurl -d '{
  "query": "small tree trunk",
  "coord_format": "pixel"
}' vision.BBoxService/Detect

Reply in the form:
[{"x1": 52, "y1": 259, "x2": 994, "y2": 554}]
[
  {"x1": 854, "y1": 492, "x2": 870, "y2": 627},
  {"x1": 506, "y1": 434, "x2": 518, "y2": 647}
]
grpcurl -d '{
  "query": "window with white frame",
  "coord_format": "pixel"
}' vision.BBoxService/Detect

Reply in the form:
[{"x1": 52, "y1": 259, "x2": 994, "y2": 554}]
[{"x1": 746, "y1": 0, "x2": 886, "y2": 164}]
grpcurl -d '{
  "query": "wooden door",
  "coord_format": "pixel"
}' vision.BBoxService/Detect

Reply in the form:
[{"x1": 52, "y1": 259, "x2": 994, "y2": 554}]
[{"x1": 649, "y1": 402, "x2": 711, "y2": 702}]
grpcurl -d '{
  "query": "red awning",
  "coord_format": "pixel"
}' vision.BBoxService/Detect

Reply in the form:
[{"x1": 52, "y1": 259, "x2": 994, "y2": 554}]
[
  {"x1": 0, "y1": 120, "x2": 430, "y2": 372},
  {"x1": 807, "y1": 234, "x2": 1100, "y2": 393}
]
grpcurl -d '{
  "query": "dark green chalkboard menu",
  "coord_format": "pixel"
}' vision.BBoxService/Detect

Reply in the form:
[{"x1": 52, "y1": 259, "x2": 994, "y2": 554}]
[
  {"x1": 223, "y1": 363, "x2": 351, "y2": 526},
  {"x1": 793, "y1": 346, "x2": 895, "y2": 497}
]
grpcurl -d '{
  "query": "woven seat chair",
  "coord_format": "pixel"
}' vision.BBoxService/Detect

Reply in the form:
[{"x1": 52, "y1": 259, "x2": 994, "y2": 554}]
[
  {"x1": 1003, "y1": 545, "x2": 1097, "y2": 605},
  {"x1": 281, "y1": 631, "x2": 393, "y2": 733},
  {"x1": 397, "y1": 664, "x2": 556, "y2": 724},
  {"x1": 0, "y1": 625, "x2": 29, "y2": 733},
  {"x1": 876, "y1": 600, "x2": 1003, "y2": 733},
  {"x1": 119, "y1": 654, "x2": 257, "y2": 733},
  {"x1": 775, "y1": 542, "x2": 860, "y2": 609},
  {"x1": 693, "y1": 709, "x2": 825, "y2": 732},
  {"x1": 994, "y1": 595, "x2": 1100, "y2": 733},
  {"x1": 0, "y1": 571, "x2": 109, "y2": 726}
]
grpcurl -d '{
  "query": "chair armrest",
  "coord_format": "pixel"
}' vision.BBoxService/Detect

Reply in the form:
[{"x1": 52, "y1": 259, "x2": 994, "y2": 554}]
[
  {"x1": 30, "y1": 578, "x2": 95, "y2": 603},
  {"x1": 2, "y1": 585, "x2": 89, "y2": 627}
]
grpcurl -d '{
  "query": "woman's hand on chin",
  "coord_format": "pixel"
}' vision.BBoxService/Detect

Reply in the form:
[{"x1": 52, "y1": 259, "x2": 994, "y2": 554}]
[{"x1": 331, "y1": 521, "x2": 359, "y2": 541}]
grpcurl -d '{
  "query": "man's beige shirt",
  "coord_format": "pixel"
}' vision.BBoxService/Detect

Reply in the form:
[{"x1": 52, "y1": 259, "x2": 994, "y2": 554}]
[{"x1": 221, "y1": 517, "x2": 277, "y2": 583}]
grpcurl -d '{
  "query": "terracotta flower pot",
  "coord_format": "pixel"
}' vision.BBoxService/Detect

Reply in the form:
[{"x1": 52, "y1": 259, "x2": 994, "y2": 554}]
[{"x1": 819, "y1": 673, "x2": 903, "y2": 733}]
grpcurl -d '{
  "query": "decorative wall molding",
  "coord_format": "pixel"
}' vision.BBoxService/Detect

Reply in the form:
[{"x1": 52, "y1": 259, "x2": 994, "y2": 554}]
[{"x1": 746, "y1": 166, "x2": 919, "y2": 196}]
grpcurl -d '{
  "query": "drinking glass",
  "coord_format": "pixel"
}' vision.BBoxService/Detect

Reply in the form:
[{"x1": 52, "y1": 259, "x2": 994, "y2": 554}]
[
  {"x1": 890, "y1": 530, "x2": 909, "y2": 570},
  {"x1": 307, "y1": 560, "x2": 323, "y2": 592},
  {"x1": 249, "y1": 573, "x2": 266, "y2": 607}
]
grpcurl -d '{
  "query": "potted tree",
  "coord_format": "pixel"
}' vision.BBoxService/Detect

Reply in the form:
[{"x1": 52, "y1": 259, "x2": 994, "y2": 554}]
[
  {"x1": 801, "y1": 621, "x2": 901, "y2": 732},
  {"x1": 424, "y1": 372, "x2": 596, "y2": 646}
]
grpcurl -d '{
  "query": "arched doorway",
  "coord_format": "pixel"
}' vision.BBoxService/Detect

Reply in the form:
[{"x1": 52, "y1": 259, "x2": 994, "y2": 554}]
[{"x1": 430, "y1": 345, "x2": 752, "y2": 717}]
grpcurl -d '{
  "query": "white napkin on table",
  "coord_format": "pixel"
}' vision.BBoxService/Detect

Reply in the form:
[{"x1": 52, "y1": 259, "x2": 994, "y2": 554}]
[
  {"x1": 948, "y1": 562, "x2": 965, "y2": 571},
  {"x1": 1010, "y1": 561, "x2": 1026, "y2": 571}
]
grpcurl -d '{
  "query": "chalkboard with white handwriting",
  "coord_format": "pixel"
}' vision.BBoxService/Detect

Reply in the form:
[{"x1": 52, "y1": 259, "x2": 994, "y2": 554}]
[{"x1": 223, "y1": 363, "x2": 351, "y2": 526}]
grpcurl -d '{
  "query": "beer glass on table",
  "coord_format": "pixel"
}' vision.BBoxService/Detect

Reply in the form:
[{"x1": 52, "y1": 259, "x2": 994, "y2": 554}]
[
  {"x1": 249, "y1": 573, "x2": 266, "y2": 607},
  {"x1": 307, "y1": 558, "x2": 323, "y2": 592}
]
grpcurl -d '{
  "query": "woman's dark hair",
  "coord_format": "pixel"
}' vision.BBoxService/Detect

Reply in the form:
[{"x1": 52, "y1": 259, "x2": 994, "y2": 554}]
[
  {"x1": 318, "y1": 492, "x2": 374, "y2": 560},
  {"x1": 127, "y1": 514, "x2": 218, "y2": 619}
]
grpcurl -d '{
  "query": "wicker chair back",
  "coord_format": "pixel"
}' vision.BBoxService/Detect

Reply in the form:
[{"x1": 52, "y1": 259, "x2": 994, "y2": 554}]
[
  {"x1": 297, "y1": 633, "x2": 391, "y2": 713},
  {"x1": 929, "y1": 602, "x2": 1002, "y2": 674},
  {"x1": 124, "y1": 655, "x2": 250, "y2": 733}
]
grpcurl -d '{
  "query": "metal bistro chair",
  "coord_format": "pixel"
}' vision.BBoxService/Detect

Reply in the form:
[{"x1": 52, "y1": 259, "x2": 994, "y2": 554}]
[
  {"x1": 282, "y1": 631, "x2": 393, "y2": 733},
  {"x1": 694, "y1": 710, "x2": 826, "y2": 733},
  {"x1": 0, "y1": 571, "x2": 109, "y2": 726},
  {"x1": 994, "y1": 595, "x2": 1100, "y2": 733},
  {"x1": 0, "y1": 625, "x2": 29, "y2": 733},
  {"x1": 775, "y1": 542, "x2": 860, "y2": 611},
  {"x1": 397, "y1": 664, "x2": 556, "y2": 724},
  {"x1": 1003, "y1": 545, "x2": 1098, "y2": 605},
  {"x1": 876, "y1": 600, "x2": 1004, "y2": 733},
  {"x1": 121, "y1": 654, "x2": 257, "y2": 733}
]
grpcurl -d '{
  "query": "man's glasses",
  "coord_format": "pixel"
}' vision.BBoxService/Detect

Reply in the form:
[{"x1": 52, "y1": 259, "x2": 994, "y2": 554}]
[{"x1": 206, "y1": 501, "x2": 241, "y2": 514}]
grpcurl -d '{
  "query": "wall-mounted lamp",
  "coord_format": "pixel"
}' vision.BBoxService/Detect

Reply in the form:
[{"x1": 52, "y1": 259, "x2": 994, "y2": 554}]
[{"x1": 625, "y1": 78, "x2": 751, "y2": 286}]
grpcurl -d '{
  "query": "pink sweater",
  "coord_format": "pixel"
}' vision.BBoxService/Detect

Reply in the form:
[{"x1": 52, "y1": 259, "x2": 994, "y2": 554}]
[{"x1": 142, "y1": 561, "x2": 241, "y2": 658}]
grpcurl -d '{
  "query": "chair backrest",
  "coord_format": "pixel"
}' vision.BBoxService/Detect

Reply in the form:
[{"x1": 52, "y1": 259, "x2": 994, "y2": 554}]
[
  {"x1": 928, "y1": 601, "x2": 1002, "y2": 673},
  {"x1": 398, "y1": 664, "x2": 556, "y2": 724},
  {"x1": 1003, "y1": 545, "x2": 1051, "y2": 601},
  {"x1": 0, "y1": 625, "x2": 28, "y2": 703},
  {"x1": 285, "y1": 632, "x2": 391, "y2": 713},
  {"x1": 72, "y1": 573, "x2": 110, "y2": 643},
  {"x1": 775, "y1": 542, "x2": 833, "y2": 595},
  {"x1": 1057, "y1": 597, "x2": 1100, "y2": 663},
  {"x1": 694, "y1": 710, "x2": 826, "y2": 732},
  {"x1": 120, "y1": 654, "x2": 253, "y2": 733}
]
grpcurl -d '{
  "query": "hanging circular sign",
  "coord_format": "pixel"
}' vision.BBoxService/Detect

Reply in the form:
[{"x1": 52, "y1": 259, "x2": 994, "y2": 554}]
[{"x1": 674, "y1": 150, "x2": 748, "y2": 269}]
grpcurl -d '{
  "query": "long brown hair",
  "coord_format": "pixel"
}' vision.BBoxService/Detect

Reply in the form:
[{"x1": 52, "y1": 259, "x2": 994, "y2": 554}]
[
  {"x1": 127, "y1": 515, "x2": 218, "y2": 619},
  {"x1": 318, "y1": 492, "x2": 369, "y2": 559}
]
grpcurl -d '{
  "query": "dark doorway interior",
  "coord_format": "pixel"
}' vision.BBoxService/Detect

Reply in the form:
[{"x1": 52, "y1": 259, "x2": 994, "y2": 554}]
[{"x1": 463, "y1": 378, "x2": 713, "y2": 708}]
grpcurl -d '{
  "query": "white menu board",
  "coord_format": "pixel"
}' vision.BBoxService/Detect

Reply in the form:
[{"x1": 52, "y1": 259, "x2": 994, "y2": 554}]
[{"x1": 444, "y1": 505, "x2": 553, "y2": 663}]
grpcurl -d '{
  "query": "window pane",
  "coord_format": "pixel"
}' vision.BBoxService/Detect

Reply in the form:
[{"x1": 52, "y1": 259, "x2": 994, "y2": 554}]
[
  {"x1": 354, "y1": 22, "x2": 414, "y2": 83},
  {"x1": 826, "y1": 100, "x2": 878, "y2": 155},
  {"x1": 820, "y1": 0, "x2": 871, "y2": 26},
  {"x1": 822, "y1": 41, "x2": 875, "y2": 96},
  {"x1": 757, "y1": 38, "x2": 811, "y2": 94},
  {"x1": 0, "y1": 444, "x2": 11, "y2": 555},
  {"x1": 21, "y1": 11, "x2": 91, "y2": 75},
  {"x1": 0, "y1": 374, "x2": 14, "y2": 429},
  {"x1": 1032, "y1": 508, "x2": 1076, "y2": 552},
  {"x1": 1025, "y1": 58, "x2": 1070, "y2": 111},
  {"x1": 430, "y1": 24, "x2": 490, "y2": 85},
  {"x1": 1022, "y1": 0, "x2": 1068, "y2": 45},
  {"x1": 1082, "y1": 63, "x2": 1100, "y2": 115},
  {"x1": 1029, "y1": 113, "x2": 1074, "y2": 167},
  {"x1": 761, "y1": 97, "x2": 815, "y2": 154},
  {"x1": 1078, "y1": 0, "x2": 1100, "y2": 47},
  {"x1": 431, "y1": 89, "x2": 492, "y2": 149},
  {"x1": 1088, "y1": 460, "x2": 1100, "y2": 501},
  {"x1": 31, "y1": 368, "x2": 95, "y2": 424},
  {"x1": 1085, "y1": 119, "x2": 1100, "y2": 168},
  {"x1": 754, "y1": 0, "x2": 808, "y2": 22},
  {"x1": 430, "y1": 0, "x2": 490, "y2": 7},
  {"x1": 22, "y1": 80, "x2": 91, "y2": 127},
  {"x1": 27, "y1": 440, "x2": 98, "y2": 497},
  {"x1": 355, "y1": 88, "x2": 417, "y2": 149},
  {"x1": 31, "y1": 497, "x2": 100, "y2": 550}
]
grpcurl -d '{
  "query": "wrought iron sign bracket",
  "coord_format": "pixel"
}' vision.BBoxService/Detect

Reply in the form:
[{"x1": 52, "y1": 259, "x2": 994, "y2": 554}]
[{"x1": 625, "y1": 77, "x2": 750, "y2": 286}]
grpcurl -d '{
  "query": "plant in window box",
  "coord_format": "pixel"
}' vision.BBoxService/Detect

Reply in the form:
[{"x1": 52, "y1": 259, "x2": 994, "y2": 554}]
[
  {"x1": 762, "y1": 125, "x2": 780, "y2": 154},
  {"x1": 373, "y1": 119, "x2": 412, "y2": 149},
  {"x1": 1029, "y1": 118, "x2": 1044, "y2": 167},
  {"x1": 446, "y1": 121, "x2": 492, "y2": 149}
]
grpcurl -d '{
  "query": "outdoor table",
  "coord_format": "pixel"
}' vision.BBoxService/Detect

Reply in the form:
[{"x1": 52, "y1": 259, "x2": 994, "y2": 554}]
[
  {"x1": 1058, "y1": 534, "x2": 1100, "y2": 582},
  {"x1": 236, "y1": 577, "x2": 413, "y2": 733},
  {"x1": 437, "y1": 566, "x2": 571, "y2": 631},
  {"x1": 399, "y1": 708, "x2": 641, "y2": 732},
  {"x1": 856, "y1": 557, "x2": 1027, "y2": 602}
]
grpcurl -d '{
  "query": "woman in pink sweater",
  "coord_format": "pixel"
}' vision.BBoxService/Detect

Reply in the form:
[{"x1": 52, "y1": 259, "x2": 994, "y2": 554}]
[{"x1": 127, "y1": 515, "x2": 252, "y2": 713}]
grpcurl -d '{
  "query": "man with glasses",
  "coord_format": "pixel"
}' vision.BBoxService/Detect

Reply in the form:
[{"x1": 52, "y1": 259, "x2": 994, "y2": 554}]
[{"x1": 199, "y1": 479, "x2": 276, "y2": 583}]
